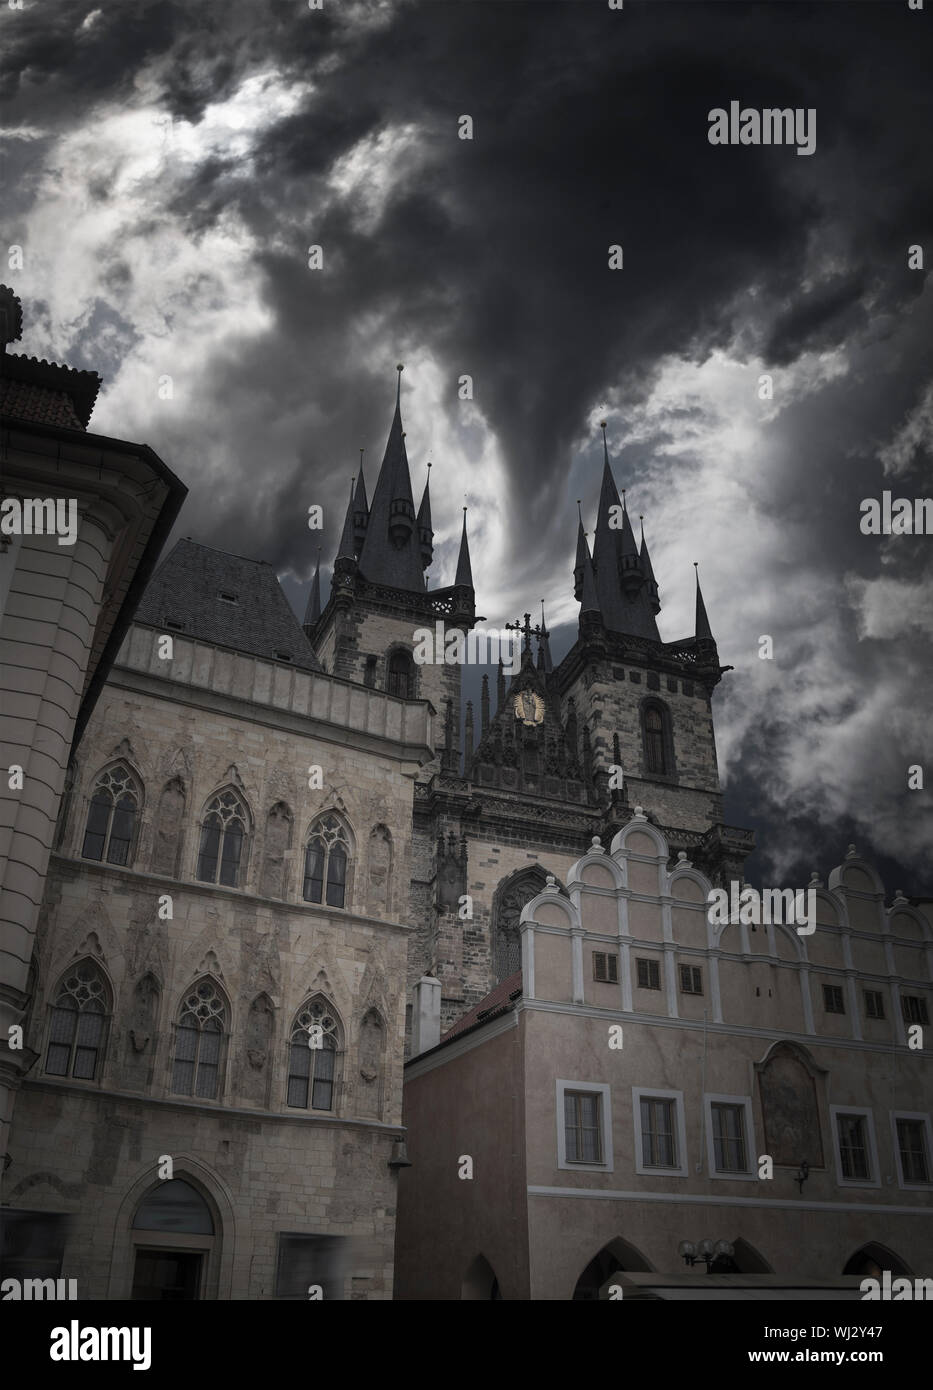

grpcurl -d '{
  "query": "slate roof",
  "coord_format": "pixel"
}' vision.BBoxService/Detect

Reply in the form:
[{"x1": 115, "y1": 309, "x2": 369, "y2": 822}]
[
  {"x1": 441, "y1": 971, "x2": 523, "y2": 1043},
  {"x1": 134, "y1": 538, "x2": 322, "y2": 671}
]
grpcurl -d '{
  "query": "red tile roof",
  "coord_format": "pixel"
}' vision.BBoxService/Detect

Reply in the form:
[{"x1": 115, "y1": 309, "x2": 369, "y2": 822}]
[
  {"x1": 442, "y1": 970, "x2": 522, "y2": 1042},
  {"x1": 0, "y1": 377, "x2": 85, "y2": 429},
  {"x1": 1, "y1": 352, "x2": 101, "y2": 428}
]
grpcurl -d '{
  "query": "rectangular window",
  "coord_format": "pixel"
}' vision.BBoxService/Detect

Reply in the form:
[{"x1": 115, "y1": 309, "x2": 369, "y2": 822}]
[
  {"x1": 896, "y1": 1119, "x2": 930, "y2": 1184},
  {"x1": 564, "y1": 1090, "x2": 602, "y2": 1163},
  {"x1": 275, "y1": 1234, "x2": 347, "y2": 1300},
  {"x1": 679, "y1": 964, "x2": 702, "y2": 995},
  {"x1": 593, "y1": 952, "x2": 619, "y2": 984},
  {"x1": 864, "y1": 989, "x2": 885, "y2": 1020},
  {"x1": 636, "y1": 958, "x2": 661, "y2": 990},
  {"x1": 640, "y1": 1096, "x2": 676, "y2": 1168},
  {"x1": 712, "y1": 1102, "x2": 748, "y2": 1172},
  {"x1": 823, "y1": 984, "x2": 845, "y2": 1014},
  {"x1": 837, "y1": 1113, "x2": 870, "y2": 1181},
  {"x1": 902, "y1": 995, "x2": 929, "y2": 1025}
]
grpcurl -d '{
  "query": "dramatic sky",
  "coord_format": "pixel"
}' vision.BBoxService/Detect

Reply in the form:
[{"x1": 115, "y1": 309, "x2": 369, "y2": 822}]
[{"x1": 2, "y1": 0, "x2": 931, "y2": 891}]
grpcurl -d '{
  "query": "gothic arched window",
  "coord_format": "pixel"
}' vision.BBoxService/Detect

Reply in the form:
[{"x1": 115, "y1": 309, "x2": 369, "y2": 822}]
[
  {"x1": 171, "y1": 979, "x2": 227, "y2": 1100},
  {"x1": 641, "y1": 701, "x2": 672, "y2": 776},
  {"x1": 386, "y1": 649, "x2": 414, "y2": 699},
  {"x1": 81, "y1": 763, "x2": 140, "y2": 866},
  {"x1": 492, "y1": 867, "x2": 556, "y2": 984},
  {"x1": 287, "y1": 998, "x2": 341, "y2": 1111},
  {"x1": 196, "y1": 789, "x2": 249, "y2": 887},
  {"x1": 303, "y1": 814, "x2": 351, "y2": 908},
  {"x1": 45, "y1": 959, "x2": 111, "y2": 1080}
]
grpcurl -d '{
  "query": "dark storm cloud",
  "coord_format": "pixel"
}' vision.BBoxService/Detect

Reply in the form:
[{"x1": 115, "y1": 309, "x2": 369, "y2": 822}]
[{"x1": 3, "y1": 1, "x2": 931, "y2": 887}]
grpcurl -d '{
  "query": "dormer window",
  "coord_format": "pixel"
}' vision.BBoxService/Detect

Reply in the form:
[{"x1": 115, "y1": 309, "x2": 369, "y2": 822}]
[
  {"x1": 218, "y1": 591, "x2": 238, "y2": 604},
  {"x1": 166, "y1": 619, "x2": 184, "y2": 631},
  {"x1": 274, "y1": 651, "x2": 292, "y2": 662}
]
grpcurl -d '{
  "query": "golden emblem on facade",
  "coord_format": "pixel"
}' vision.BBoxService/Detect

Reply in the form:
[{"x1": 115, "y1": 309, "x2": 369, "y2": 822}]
[{"x1": 513, "y1": 689, "x2": 544, "y2": 727}]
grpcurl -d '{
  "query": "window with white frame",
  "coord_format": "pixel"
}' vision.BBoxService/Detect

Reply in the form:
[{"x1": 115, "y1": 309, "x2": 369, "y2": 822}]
[
  {"x1": 632, "y1": 1087, "x2": 688, "y2": 1176},
  {"x1": 679, "y1": 964, "x2": 702, "y2": 995},
  {"x1": 830, "y1": 1106, "x2": 879, "y2": 1187},
  {"x1": 704, "y1": 1094, "x2": 755, "y2": 1178},
  {"x1": 636, "y1": 958, "x2": 661, "y2": 990},
  {"x1": 556, "y1": 1080, "x2": 613, "y2": 1173},
  {"x1": 892, "y1": 1113, "x2": 932, "y2": 1187},
  {"x1": 593, "y1": 952, "x2": 619, "y2": 984}
]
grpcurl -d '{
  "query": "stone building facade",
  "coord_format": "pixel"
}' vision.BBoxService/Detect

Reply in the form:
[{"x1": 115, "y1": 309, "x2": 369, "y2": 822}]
[
  {"x1": 396, "y1": 819, "x2": 933, "y2": 1299},
  {"x1": 0, "y1": 286, "x2": 185, "y2": 1189},
  {"x1": 5, "y1": 541, "x2": 434, "y2": 1298},
  {"x1": 4, "y1": 308, "x2": 927, "y2": 1302}
]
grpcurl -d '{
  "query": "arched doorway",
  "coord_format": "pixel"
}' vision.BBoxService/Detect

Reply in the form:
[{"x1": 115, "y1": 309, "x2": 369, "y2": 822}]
[
  {"x1": 843, "y1": 1243, "x2": 912, "y2": 1279},
  {"x1": 461, "y1": 1253, "x2": 503, "y2": 1300},
  {"x1": 573, "y1": 1238, "x2": 652, "y2": 1300},
  {"x1": 130, "y1": 1179, "x2": 216, "y2": 1300}
]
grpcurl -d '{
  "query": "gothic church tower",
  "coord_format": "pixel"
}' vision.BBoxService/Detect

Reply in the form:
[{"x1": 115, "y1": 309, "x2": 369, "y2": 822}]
[{"x1": 306, "y1": 366, "x2": 476, "y2": 773}]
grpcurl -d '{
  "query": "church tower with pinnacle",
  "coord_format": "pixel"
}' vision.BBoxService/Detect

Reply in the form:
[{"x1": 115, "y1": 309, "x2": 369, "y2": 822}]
[
  {"x1": 397, "y1": 418, "x2": 753, "y2": 1041},
  {"x1": 306, "y1": 365, "x2": 477, "y2": 772},
  {"x1": 560, "y1": 421, "x2": 753, "y2": 883}
]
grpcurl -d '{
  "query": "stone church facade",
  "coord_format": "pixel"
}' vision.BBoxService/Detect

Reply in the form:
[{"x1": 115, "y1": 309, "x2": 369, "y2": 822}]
[{"x1": 3, "y1": 304, "x2": 929, "y2": 1299}]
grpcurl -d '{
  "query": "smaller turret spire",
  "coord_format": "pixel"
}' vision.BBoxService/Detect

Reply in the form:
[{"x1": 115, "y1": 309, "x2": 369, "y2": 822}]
[
  {"x1": 574, "y1": 500, "x2": 589, "y2": 601},
  {"x1": 537, "y1": 599, "x2": 553, "y2": 674},
  {"x1": 640, "y1": 515, "x2": 660, "y2": 616},
  {"x1": 581, "y1": 545, "x2": 600, "y2": 615},
  {"x1": 694, "y1": 562, "x2": 713, "y2": 641},
  {"x1": 455, "y1": 506, "x2": 473, "y2": 588},
  {"x1": 302, "y1": 547, "x2": 322, "y2": 636},
  {"x1": 417, "y1": 460, "x2": 433, "y2": 570},
  {"x1": 337, "y1": 476, "x2": 357, "y2": 562}
]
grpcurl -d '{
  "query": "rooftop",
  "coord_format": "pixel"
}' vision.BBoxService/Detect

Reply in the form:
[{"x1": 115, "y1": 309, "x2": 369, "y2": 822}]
[{"x1": 133, "y1": 538, "x2": 322, "y2": 672}]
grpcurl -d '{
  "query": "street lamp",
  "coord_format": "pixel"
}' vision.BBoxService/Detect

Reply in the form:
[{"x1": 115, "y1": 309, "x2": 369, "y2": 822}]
[{"x1": 678, "y1": 1237, "x2": 735, "y2": 1273}]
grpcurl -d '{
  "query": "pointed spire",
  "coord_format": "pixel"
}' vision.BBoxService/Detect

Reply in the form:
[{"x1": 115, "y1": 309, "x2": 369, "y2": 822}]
[
  {"x1": 417, "y1": 462, "x2": 432, "y2": 531},
  {"x1": 417, "y1": 460, "x2": 433, "y2": 571},
  {"x1": 496, "y1": 657, "x2": 506, "y2": 714},
  {"x1": 356, "y1": 365, "x2": 424, "y2": 590},
  {"x1": 573, "y1": 500, "x2": 589, "y2": 601},
  {"x1": 481, "y1": 673, "x2": 490, "y2": 733},
  {"x1": 337, "y1": 476, "x2": 357, "y2": 562},
  {"x1": 537, "y1": 599, "x2": 553, "y2": 674},
  {"x1": 588, "y1": 419, "x2": 659, "y2": 641},
  {"x1": 303, "y1": 547, "x2": 322, "y2": 634},
  {"x1": 581, "y1": 545, "x2": 600, "y2": 615},
  {"x1": 455, "y1": 506, "x2": 473, "y2": 588},
  {"x1": 353, "y1": 451, "x2": 369, "y2": 543},
  {"x1": 639, "y1": 515, "x2": 660, "y2": 615},
  {"x1": 694, "y1": 562, "x2": 713, "y2": 641},
  {"x1": 465, "y1": 700, "x2": 474, "y2": 767}
]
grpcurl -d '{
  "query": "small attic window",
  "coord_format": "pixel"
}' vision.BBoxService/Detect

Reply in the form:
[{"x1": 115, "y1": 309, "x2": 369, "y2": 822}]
[
  {"x1": 218, "y1": 591, "x2": 238, "y2": 604},
  {"x1": 274, "y1": 651, "x2": 292, "y2": 662},
  {"x1": 166, "y1": 619, "x2": 184, "y2": 631}
]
